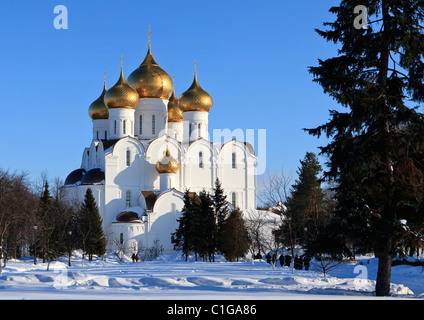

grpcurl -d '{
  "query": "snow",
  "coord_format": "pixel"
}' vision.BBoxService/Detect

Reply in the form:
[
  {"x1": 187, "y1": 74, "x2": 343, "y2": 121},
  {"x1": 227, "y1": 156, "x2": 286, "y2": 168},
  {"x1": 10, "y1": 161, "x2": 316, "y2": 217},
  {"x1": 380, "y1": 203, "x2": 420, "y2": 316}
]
[{"x1": 0, "y1": 252, "x2": 422, "y2": 300}]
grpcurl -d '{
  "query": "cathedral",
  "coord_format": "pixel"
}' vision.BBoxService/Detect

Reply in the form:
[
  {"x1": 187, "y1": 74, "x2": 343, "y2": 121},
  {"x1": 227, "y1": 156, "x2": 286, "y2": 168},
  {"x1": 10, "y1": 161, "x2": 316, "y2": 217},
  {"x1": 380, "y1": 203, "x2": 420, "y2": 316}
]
[{"x1": 62, "y1": 35, "x2": 257, "y2": 253}]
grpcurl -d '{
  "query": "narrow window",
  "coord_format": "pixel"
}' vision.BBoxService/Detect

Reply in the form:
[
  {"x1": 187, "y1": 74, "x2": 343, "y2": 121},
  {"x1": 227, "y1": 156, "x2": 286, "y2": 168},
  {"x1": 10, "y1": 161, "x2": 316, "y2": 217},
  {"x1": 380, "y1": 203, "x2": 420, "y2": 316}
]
[
  {"x1": 104, "y1": 131, "x2": 107, "y2": 140},
  {"x1": 123, "y1": 120, "x2": 126, "y2": 134},
  {"x1": 126, "y1": 190, "x2": 131, "y2": 207},
  {"x1": 96, "y1": 131, "x2": 99, "y2": 140},
  {"x1": 199, "y1": 151, "x2": 203, "y2": 168},
  {"x1": 198, "y1": 123, "x2": 201, "y2": 136},
  {"x1": 139, "y1": 115, "x2": 143, "y2": 135},
  {"x1": 126, "y1": 149, "x2": 131, "y2": 166},
  {"x1": 152, "y1": 114, "x2": 156, "y2": 135},
  {"x1": 114, "y1": 120, "x2": 117, "y2": 134},
  {"x1": 189, "y1": 123, "x2": 192, "y2": 140},
  {"x1": 120, "y1": 233, "x2": 124, "y2": 244},
  {"x1": 231, "y1": 192, "x2": 236, "y2": 207},
  {"x1": 232, "y1": 152, "x2": 236, "y2": 169}
]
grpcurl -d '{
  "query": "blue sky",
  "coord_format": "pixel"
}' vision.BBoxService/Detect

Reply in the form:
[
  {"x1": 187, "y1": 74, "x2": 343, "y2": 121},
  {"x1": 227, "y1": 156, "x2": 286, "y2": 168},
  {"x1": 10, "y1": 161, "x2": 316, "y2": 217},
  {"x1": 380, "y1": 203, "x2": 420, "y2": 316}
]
[{"x1": 0, "y1": 0, "x2": 340, "y2": 187}]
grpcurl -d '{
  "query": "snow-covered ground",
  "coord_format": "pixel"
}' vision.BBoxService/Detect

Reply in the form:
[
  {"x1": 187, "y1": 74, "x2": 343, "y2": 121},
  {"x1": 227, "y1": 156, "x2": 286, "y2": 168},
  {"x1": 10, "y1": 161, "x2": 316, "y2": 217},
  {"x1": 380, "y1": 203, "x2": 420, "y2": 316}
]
[{"x1": 0, "y1": 252, "x2": 422, "y2": 300}]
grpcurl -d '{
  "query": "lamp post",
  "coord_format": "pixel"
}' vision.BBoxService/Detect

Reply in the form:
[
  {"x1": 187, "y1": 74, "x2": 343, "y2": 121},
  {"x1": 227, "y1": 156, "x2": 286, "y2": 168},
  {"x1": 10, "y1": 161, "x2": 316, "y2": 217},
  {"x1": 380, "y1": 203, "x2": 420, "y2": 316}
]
[
  {"x1": 33, "y1": 226, "x2": 38, "y2": 265},
  {"x1": 67, "y1": 231, "x2": 72, "y2": 267}
]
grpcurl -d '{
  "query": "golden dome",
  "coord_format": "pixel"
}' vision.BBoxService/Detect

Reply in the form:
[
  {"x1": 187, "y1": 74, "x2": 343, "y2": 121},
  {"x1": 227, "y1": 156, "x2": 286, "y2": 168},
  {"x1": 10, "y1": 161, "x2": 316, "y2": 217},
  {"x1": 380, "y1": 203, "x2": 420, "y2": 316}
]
[
  {"x1": 127, "y1": 46, "x2": 173, "y2": 100},
  {"x1": 155, "y1": 148, "x2": 179, "y2": 174},
  {"x1": 179, "y1": 72, "x2": 213, "y2": 113},
  {"x1": 104, "y1": 67, "x2": 139, "y2": 109},
  {"x1": 167, "y1": 86, "x2": 183, "y2": 123},
  {"x1": 89, "y1": 82, "x2": 109, "y2": 120}
]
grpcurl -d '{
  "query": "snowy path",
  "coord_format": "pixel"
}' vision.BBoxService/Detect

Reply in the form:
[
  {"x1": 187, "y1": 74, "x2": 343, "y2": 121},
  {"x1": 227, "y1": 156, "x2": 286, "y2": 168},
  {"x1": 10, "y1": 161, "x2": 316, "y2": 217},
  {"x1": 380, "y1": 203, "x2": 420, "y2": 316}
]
[{"x1": 0, "y1": 254, "x2": 421, "y2": 300}]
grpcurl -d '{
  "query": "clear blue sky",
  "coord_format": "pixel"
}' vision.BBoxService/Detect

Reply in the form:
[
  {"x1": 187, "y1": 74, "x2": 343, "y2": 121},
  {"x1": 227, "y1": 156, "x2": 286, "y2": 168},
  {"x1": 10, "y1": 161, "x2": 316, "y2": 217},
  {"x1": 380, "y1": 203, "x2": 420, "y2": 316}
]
[{"x1": 0, "y1": 0, "x2": 340, "y2": 187}]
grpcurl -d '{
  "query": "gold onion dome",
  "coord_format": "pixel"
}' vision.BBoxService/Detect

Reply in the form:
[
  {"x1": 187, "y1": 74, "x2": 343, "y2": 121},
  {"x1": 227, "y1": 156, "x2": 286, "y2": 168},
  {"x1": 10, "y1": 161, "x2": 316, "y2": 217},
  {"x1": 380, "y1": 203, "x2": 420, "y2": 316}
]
[
  {"x1": 167, "y1": 85, "x2": 183, "y2": 123},
  {"x1": 104, "y1": 63, "x2": 139, "y2": 109},
  {"x1": 127, "y1": 46, "x2": 173, "y2": 100},
  {"x1": 89, "y1": 81, "x2": 109, "y2": 120},
  {"x1": 155, "y1": 148, "x2": 179, "y2": 174},
  {"x1": 179, "y1": 71, "x2": 213, "y2": 113}
]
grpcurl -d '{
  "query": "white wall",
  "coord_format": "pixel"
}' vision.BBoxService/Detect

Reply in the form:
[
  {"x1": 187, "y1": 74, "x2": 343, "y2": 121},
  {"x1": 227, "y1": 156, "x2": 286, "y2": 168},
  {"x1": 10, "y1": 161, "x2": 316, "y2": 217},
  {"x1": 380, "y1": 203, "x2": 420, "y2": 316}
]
[{"x1": 135, "y1": 98, "x2": 168, "y2": 140}]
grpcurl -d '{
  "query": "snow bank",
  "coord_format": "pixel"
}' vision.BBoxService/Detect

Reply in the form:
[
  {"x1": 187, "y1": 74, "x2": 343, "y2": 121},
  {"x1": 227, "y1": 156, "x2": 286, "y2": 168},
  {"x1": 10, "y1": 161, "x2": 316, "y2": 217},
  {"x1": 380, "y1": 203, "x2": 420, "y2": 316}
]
[{"x1": 0, "y1": 253, "x2": 421, "y2": 299}]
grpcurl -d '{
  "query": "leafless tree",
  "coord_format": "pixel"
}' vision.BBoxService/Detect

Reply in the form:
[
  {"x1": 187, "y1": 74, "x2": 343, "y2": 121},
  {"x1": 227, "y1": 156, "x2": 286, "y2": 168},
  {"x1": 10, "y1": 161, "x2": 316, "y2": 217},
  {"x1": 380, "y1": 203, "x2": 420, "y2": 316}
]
[
  {"x1": 258, "y1": 170, "x2": 292, "y2": 210},
  {"x1": 312, "y1": 254, "x2": 347, "y2": 279},
  {"x1": 244, "y1": 209, "x2": 269, "y2": 264}
]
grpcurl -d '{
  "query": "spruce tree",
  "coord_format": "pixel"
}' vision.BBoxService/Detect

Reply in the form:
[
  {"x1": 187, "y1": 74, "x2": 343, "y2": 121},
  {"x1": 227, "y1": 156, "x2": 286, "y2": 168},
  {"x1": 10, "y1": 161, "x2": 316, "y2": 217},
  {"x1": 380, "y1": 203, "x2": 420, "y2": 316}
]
[
  {"x1": 194, "y1": 190, "x2": 216, "y2": 262},
  {"x1": 306, "y1": 1, "x2": 424, "y2": 296},
  {"x1": 286, "y1": 152, "x2": 325, "y2": 246},
  {"x1": 172, "y1": 190, "x2": 197, "y2": 260},
  {"x1": 38, "y1": 180, "x2": 54, "y2": 264},
  {"x1": 212, "y1": 179, "x2": 229, "y2": 255},
  {"x1": 220, "y1": 208, "x2": 250, "y2": 262},
  {"x1": 80, "y1": 188, "x2": 106, "y2": 261}
]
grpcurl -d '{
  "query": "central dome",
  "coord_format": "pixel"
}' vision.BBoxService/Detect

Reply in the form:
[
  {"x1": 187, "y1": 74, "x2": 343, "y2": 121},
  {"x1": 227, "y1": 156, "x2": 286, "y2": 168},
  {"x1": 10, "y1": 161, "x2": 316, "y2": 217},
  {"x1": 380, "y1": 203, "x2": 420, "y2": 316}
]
[{"x1": 127, "y1": 47, "x2": 173, "y2": 100}]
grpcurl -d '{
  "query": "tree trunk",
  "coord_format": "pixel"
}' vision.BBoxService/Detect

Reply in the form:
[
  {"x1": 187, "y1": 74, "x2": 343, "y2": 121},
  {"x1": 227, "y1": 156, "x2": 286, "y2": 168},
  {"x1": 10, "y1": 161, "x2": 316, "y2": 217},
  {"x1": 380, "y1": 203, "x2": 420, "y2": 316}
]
[
  {"x1": 375, "y1": 239, "x2": 392, "y2": 296},
  {"x1": 374, "y1": 0, "x2": 393, "y2": 298}
]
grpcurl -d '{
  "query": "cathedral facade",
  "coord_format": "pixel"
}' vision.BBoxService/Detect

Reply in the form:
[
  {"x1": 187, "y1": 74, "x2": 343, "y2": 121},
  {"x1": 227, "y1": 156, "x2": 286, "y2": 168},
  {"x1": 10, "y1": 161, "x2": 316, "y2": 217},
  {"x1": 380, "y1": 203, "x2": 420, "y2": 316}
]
[{"x1": 62, "y1": 40, "x2": 257, "y2": 253}]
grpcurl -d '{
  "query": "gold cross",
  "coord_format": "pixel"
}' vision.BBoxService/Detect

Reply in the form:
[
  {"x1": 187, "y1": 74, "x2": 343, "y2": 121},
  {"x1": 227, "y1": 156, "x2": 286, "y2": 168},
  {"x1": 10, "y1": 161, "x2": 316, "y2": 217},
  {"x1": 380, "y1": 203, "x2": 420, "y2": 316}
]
[
  {"x1": 120, "y1": 54, "x2": 123, "y2": 69},
  {"x1": 194, "y1": 58, "x2": 197, "y2": 75},
  {"x1": 104, "y1": 70, "x2": 106, "y2": 85},
  {"x1": 148, "y1": 25, "x2": 152, "y2": 47}
]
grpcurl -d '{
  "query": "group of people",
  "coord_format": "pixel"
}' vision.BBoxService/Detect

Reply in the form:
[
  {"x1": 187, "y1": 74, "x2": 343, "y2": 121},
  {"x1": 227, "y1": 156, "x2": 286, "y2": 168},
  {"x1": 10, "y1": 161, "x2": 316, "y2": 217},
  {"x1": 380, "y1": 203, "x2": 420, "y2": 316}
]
[
  {"x1": 263, "y1": 253, "x2": 311, "y2": 270},
  {"x1": 131, "y1": 253, "x2": 139, "y2": 262}
]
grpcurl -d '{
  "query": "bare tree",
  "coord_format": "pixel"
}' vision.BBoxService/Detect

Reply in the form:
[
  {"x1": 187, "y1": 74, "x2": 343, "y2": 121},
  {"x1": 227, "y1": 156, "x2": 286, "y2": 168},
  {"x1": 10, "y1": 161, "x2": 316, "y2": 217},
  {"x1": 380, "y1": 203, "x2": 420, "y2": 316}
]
[
  {"x1": 257, "y1": 171, "x2": 297, "y2": 271},
  {"x1": 244, "y1": 209, "x2": 269, "y2": 264},
  {"x1": 258, "y1": 170, "x2": 292, "y2": 209},
  {"x1": 261, "y1": 211, "x2": 285, "y2": 270},
  {"x1": 312, "y1": 254, "x2": 347, "y2": 279}
]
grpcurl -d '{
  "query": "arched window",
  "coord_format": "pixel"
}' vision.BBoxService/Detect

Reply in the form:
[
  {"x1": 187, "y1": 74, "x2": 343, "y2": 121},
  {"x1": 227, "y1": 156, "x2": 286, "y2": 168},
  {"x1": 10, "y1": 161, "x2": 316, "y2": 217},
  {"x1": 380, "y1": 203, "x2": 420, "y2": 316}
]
[
  {"x1": 114, "y1": 120, "x2": 117, "y2": 134},
  {"x1": 126, "y1": 149, "x2": 131, "y2": 166},
  {"x1": 126, "y1": 190, "x2": 131, "y2": 207},
  {"x1": 199, "y1": 151, "x2": 203, "y2": 168},
  {"x1": 232, "y1": 152, "x2": 236, "y2": 169},
  {"x1": 104, "y1": 131, "x2": 107, "y2": 140},
  {"x1": 139, "y1": 115, "x2": 143, "y2": 135},
  {"x1": 198, "y1": 123, "x2": 201, "y2": 136},
  {"x1": 120, "y1": 233, "x2": 124, "y2": 244},
  {"x1": 152, "y1": 114, "x2": 156, "y2": 135},
  {"x1": 231, "y1": 192, "x2": 236, "y2": 207},
  {"x1": 123, "y1": 120, "x2": 126, "y2": 134}
]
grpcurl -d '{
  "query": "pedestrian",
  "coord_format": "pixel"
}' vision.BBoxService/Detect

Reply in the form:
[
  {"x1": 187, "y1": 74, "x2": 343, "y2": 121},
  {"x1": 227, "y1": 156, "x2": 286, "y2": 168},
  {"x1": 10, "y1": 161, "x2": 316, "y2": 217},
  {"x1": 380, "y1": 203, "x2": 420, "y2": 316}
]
[
  {"x1": 294, "y1": 255, "x2": 301, "y2": 270},
  {"x1": 285, "y1": 255, "x2": 291, "y2": 267},
  {"x1": 135, "y1": 254, "x2": 139, "y2": 262},
  {"x1": 303, "y1": 255, "x2": 311, "y2": 271},
  {"x1": 266, "y1": 253, "x2": 271, "y2": 264},
  {"x1": 279, "y1": 255, "x2": 285, "y2": 267},
  {"x1": 131, "y1": 253, "x2": 136, "y2": 262}
]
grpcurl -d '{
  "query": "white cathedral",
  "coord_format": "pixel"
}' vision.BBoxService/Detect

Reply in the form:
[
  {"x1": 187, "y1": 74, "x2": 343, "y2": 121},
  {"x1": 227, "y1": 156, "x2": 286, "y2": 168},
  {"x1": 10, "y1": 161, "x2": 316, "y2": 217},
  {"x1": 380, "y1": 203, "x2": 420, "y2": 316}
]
[{"x1": 62, "y1": 37, "x2": 257, "y2": 253}]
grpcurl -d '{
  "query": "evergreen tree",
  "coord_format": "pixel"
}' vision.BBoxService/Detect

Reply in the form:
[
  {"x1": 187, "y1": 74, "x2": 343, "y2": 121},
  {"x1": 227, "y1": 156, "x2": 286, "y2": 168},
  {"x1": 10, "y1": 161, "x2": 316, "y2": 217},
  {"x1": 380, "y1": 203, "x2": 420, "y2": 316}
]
[
  {"x1": 79, "y1": 188, "x2": 106, "y2": 261},
  {"x1": 220, "y1": 208, "x2": 250, "y2": 262},
  {"x1": 172, "y1": 190, "x2": 197, "y2": 260},
  {"x1": 287, "y1": 152, "x2": 326, "y2": 245},
  {"x1": 306, "y1": 1, "x2": 424, "y2": 296},
  {"x1": 38, "y1": 180, "x2": 54, "y2": 264},
  {"x1": 194, "y1": 190, "x2": 216, "y2": 262},
  {"x1": 212, "y1": 179, "x2": 229, "y2": 255}
]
